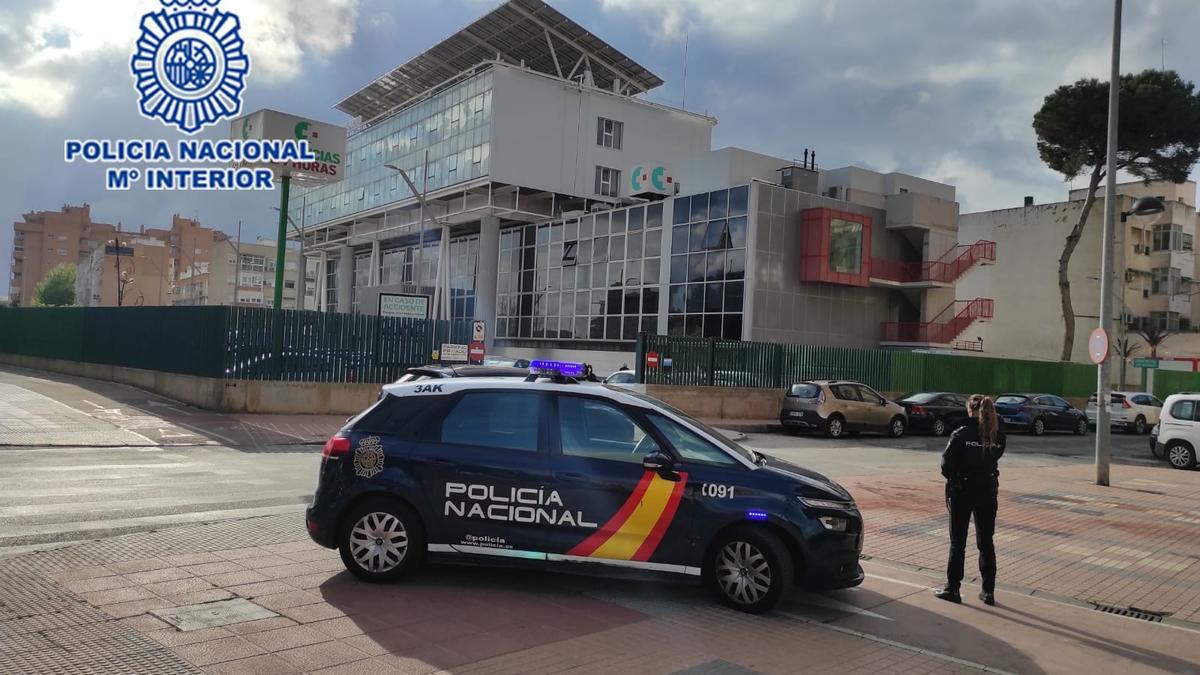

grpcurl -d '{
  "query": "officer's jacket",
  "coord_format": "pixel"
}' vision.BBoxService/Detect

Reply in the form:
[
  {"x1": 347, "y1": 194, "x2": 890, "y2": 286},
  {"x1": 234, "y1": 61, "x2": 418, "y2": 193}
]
[{"x1": 941, "y1": 423, "x2": 1005, "y2": 491}]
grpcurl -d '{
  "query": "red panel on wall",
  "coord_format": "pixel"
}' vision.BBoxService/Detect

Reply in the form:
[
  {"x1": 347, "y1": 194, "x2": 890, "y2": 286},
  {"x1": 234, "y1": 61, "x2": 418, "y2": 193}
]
[{"x1": 798, "y1": 208, "x2": 872, "y2": 287}]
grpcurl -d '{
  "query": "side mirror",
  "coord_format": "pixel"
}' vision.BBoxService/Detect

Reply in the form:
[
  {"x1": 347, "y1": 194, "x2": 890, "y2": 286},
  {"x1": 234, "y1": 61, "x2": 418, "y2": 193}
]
[{"x1": 642, "y1": 451, "x2": 680, "y2": 481}]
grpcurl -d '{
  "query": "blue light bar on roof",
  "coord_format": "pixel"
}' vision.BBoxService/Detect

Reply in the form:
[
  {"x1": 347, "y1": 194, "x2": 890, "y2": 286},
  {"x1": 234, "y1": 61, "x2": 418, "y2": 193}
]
[{"x1": 530, "y1": 360, "x2": 586, "y2": 378}]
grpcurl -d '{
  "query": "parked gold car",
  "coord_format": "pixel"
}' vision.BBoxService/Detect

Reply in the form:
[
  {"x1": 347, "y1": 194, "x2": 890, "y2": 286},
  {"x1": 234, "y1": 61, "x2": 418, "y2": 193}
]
[{"x1": 779, "y1": 381, "x2": 907, "y2": 439}]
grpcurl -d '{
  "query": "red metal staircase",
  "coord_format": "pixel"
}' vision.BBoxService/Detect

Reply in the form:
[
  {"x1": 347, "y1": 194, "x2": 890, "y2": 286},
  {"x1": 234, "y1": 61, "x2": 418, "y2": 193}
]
[
  {"x1": 870, "y1": 240, "x2": 996, "y2": 284},
  {"x1": 881, "y1": 298, "x2": 994, "y2": 344}
]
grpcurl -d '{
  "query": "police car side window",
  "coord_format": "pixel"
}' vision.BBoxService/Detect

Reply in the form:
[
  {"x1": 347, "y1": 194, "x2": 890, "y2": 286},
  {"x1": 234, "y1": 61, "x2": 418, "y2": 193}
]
[
  {"x1": 646, "y1": 414, "x2": 738, "y2": 466},
  {"x1": 354, "y1": 395, "x2": 441, "y2": 435},
  {"x1": 558, "y1": 397, "x2": 658, "y2": 463},
  {"x1": 438, "y1": 392, "x2": 540, "y2": 452}
]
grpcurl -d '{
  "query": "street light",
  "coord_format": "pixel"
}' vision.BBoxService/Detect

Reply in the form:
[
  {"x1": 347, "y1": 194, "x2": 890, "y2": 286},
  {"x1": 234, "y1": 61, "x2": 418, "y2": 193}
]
[
  {"x1": 1095, "y1": 0, "x2": 1166, "y2": 486},
  {"x1": 273, "y1": 207, "x2": 306, "y2": 310},
  {"x1": 386, "y1": 155, "x2": 452, "y2": 320}
]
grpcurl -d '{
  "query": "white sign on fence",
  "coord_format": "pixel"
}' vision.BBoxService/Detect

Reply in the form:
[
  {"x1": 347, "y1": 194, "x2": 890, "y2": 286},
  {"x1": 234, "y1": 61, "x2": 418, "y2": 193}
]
[
  {"x1": 440, "y1": 343, "x2": 469, "y2": 363},
  {"x1": 379, "y1": 293, "x2": 429, "y2": 320}
]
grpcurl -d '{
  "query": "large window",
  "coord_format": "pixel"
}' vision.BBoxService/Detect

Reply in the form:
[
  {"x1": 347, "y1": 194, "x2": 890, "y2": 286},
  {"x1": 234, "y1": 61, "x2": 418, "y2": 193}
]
[
  {"x1": 558, "y1": 396, "x2": 657, "y2": 463},
  {"x1": 1151, "y1": 311, "x2": 1182, "y2": 331},
  {"x1": 1151, "y1": 267, "x2": 1182, "y2": 295},
  {"x1": 292, "y1": 70, "x2": 494, "y2": 228},
  {"x1": 667, "y1": 186, "x2": 748, "y2": 340},
  {"x1": 495, "y1": 203, "x2": 663, "y2": 342},
  {"x1": 597, "y1": 118, "x2": 623, "y2": 150},
  {"x1": 437, "y1": 392, "x2": 540, "y2": 452},
  {"x1": 324, "y1": 258, "x2": 337, "y2": 310},
  {"x1": 1153, "y1": 223, "x2": 1186, "y2": 252},
  {"x1": 595, "y1": 166, "x2": 621, "y2": 198},
  {"x1": 829, "y1": 219, "x2": 864, "y2": 274}
]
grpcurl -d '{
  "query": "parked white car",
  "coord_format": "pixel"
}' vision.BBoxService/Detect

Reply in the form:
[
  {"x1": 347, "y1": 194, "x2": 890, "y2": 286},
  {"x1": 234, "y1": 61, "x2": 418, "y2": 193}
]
[
  {"x1": 1153, "y1": 393, "x2": 1200, "y2": 470},
  {"x1": 1085, "y1": 391, "x2": 1162, "y2": 435}
]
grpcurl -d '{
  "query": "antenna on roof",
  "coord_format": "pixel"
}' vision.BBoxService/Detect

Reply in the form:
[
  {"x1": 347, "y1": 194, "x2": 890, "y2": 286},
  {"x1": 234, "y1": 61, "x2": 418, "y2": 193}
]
[{"x1": 681, "y1": 31, "x2": 689, "y2": 110}]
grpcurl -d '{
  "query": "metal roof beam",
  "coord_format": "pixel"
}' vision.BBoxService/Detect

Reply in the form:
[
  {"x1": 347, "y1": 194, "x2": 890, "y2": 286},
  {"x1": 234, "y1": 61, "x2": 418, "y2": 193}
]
[
  {"x1": 506, "y1": 1, "x2": 648, "y2": 93},
  {"x1": 544, "y1": 28, "x2": 562, "y2": 78}
]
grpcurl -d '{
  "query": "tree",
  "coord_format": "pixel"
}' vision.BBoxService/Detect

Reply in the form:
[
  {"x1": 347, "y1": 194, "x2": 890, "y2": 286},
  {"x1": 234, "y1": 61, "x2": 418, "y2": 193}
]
[
  {"x1": 1033, "y1": 70, "x2": 1200, "y2": 361},
  {"x1": 1112, "y1": 335, "x2": 1142, "y2": 389},
  {"x1": 32, "y1": 264, "x2": 76, "y2": 307},
  {"x1": 1135, "y1": 325, "x2": 1175, "y2": 359}
]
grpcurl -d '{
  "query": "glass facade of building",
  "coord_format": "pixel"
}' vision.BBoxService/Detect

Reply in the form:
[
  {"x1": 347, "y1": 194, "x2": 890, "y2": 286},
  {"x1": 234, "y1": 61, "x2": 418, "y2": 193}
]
[
  {"x1": 295, "y1": 70, "x2": 494, "y2": 227},
  {"x1": 667, "y1": 185, "x2": 749, "y2": 339},
  {"x1": 496, "y1": 202, "x2": 665, "y2": 341}
]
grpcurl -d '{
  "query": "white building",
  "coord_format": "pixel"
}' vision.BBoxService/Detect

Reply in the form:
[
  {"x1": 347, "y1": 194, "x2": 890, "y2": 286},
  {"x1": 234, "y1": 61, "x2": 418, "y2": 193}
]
[
  {"x1": 295, "y1": 0, "x2": 986, "y2": 364},
  {"x1": 959, "y1": 180, "x2": 1200, "y2": 364}
]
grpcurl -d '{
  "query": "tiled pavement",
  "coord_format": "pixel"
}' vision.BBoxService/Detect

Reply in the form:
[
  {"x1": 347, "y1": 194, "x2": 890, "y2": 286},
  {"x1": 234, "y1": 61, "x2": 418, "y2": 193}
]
[
  {"x1": 842, "y1": 463, "x2": 1200, "y2": 624},
  {"x1": 2, "y1": 515, "x2": 984, "y2": 675}
]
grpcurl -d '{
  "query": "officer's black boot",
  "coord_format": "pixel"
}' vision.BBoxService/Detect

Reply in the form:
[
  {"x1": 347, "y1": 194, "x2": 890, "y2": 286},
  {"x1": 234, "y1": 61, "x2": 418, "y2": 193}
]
[{"x1": 933, "y1": 587, "x2": 961, "y2": 603}]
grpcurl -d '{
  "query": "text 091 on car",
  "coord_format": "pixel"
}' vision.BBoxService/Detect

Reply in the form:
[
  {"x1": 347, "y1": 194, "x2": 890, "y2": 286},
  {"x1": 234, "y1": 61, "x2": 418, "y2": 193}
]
[{"x1": 306, "y1": 361, "x2": 864, "y2": 613}]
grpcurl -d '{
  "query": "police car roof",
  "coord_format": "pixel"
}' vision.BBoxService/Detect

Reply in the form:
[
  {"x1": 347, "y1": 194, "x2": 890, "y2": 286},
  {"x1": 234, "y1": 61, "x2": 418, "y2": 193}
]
[{"x1": 381, "y1": 376, "x2": 646, "y2": 404}]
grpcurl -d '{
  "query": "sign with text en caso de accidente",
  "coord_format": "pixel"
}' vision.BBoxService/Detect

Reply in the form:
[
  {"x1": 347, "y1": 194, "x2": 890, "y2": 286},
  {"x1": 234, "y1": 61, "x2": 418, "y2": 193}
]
[
  {"x1": 231, "y1": 109, "x2": 346, "y2": 185},
  {"x1": 378, "y1": 293, "x2": 430, "y2": 320}
]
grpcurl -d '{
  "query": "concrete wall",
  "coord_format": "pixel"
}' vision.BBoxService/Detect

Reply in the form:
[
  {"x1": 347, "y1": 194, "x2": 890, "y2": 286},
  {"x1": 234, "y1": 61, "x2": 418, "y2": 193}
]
[
  {"x1": 0, "y1": 353, "x2": 381, "y2": 415},
  {"x1": 490, "y1": 66, "x2": 714, "y2": 201}
]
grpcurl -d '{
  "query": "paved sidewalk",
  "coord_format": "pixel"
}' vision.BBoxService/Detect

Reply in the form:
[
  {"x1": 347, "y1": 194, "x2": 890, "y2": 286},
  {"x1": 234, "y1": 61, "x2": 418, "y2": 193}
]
[
  {"x1": 2, "y1": 515, "x2": 981, "y2": 675},
  {"x1": 843, "y1": 463, "x2": 1200, "y2": 625}
]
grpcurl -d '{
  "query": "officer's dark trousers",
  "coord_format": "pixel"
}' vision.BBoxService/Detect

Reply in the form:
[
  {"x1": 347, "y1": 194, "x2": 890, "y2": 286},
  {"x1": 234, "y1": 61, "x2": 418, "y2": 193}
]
[{"x1": 945, "y1": 487, "x2": 997, "y2": 593}]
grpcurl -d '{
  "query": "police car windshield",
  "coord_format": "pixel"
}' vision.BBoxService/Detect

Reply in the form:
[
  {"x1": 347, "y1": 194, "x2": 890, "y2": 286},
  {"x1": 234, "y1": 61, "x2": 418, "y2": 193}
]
[{"x1": 614, "y1": 387, "x2": 758, "y2": 464}]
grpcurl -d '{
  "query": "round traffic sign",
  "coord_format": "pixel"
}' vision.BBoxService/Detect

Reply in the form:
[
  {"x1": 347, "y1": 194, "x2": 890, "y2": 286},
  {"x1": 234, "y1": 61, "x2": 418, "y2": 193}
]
[{"x1": 1088, "y1": 327, "x2": 1109, "y2": 364}]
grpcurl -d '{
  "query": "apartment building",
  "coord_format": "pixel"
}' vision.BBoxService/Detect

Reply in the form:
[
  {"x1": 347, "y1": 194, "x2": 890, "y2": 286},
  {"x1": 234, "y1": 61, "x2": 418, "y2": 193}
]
[
  {"x1": 295, "y1": 0, "x2": 990, "y2": 355},
  {"x1": 10, "y1": 204, "x2": 116, "y2": 306},
  {"x1": 207, "y1": 238, "x2": 317, "y2": 309},
  {"x1": 959, "y1": 180, "x2": 1200, "y2": 362}
]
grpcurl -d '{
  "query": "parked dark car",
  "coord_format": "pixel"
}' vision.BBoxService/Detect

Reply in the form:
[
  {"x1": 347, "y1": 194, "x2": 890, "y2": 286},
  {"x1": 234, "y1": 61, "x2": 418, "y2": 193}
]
[
  {"x1": 898, "y1": 392, "x2": 970, "y2": 436},
  {"x1": 994, "y1": 393, "x2": 1088, "y2": 436}
]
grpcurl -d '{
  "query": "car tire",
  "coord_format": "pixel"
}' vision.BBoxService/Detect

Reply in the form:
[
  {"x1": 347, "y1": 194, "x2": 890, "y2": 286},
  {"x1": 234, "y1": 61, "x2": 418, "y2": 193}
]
[
  {"x1": 1132, "y1": 416, "x2": 1147, "y2": 435},
  {"x1": 932, "y1": 418, "x2": 947, "y2": 437},
  {"x1": 1031, "y1": 418, "x2": 1046, "y2": 436},
  {"x1": 1167, "y1": 442, "x2": 1197, "y2": 470},
  {"x1": 705, "y1": 526, "x2": 794, "y2": 614},
  {"x1": 338, "y1": 497, "x2": 425, "y2": 583},
  {"x1": 1074, "y1": 419, "x2": 1088, "y2": 436},
  {"x1": 826, "y1": 415, "x2": 847, "y2": 439},
  {"x1": 888, "y1": 416, "x2": 906, "y2": 439}
]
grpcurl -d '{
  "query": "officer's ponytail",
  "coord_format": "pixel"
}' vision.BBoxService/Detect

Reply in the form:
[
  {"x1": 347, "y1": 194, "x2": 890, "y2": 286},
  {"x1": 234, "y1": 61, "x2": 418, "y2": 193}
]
[{"x1": 969, "y1": 395, "x2": 1000, "y2": 449}]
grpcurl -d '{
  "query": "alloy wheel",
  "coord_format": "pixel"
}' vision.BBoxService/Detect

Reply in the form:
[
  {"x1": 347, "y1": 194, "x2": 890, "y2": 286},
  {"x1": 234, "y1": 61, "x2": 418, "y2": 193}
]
[
  {"x1": 1168, "y1": 444, "x2": 1195, "y2": 469},
  {"x1": 933, "y1": 419, "x2": 946, "y2": 436},
  {"x1": 348, "y1": 511, "x2": 409, "y2": 573},
  {"x1": 1134, "y1": 417, "x2": 1146, "y2": 435},
  {"x1": 891, "y1": 419, "x2": 905, "y2": 438},
  {"x1": 828, "y1": 418, "x2": 844, "y2": 438},
  {"x1": 716, "y1": 541, "x2": 772, "y2": 606}
]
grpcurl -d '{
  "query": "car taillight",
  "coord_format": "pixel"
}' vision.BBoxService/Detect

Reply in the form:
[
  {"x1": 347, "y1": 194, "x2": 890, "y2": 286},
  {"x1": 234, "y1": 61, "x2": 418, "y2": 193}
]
[
  {"x1": 910, "y1": 405, "x2": 926, "y2": 415},
  {"x1": 323, "y1": 436, "x2": 350, "y2": 459},
  {"x1": 1122, "y1": 399, "x2": 1131, "y2": 409},
  {"x1": 817, "y1": 390, "x2": 826, "y2": 404},
  {"x1": 1019, "y1": 406, "x2": 1031, "y2": 415}
]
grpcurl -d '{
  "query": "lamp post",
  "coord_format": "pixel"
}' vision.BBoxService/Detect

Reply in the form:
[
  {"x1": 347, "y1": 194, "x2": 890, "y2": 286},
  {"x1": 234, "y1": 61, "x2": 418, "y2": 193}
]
[
  {"x1": 273, "y1": 206, "x2": 306, "y2": 310},
  {"x1": 386, "y1": 155, "x2": 452, "y2": 320}
]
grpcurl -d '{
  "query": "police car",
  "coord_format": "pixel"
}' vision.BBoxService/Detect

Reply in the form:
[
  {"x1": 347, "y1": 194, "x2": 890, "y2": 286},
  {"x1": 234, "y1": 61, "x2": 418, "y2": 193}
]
[{"x1": 306, "y1": 361, "x2": 864, "y2": 613}]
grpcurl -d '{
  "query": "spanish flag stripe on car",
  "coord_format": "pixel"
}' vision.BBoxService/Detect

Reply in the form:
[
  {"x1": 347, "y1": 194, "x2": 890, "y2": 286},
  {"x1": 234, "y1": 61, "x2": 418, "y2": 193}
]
[{"x1": 568, "y1": 471, "x2": 689, "y2": 561}]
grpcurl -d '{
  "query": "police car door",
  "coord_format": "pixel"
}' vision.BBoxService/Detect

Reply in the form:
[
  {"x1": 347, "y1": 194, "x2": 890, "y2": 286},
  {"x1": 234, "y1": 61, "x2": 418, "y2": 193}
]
[
  {"x1": 545, "y1": 393, "x2": 695, "y2": 570},
  {"x1": 417, "y1": 389, "x2": 552, "y2": 559}
]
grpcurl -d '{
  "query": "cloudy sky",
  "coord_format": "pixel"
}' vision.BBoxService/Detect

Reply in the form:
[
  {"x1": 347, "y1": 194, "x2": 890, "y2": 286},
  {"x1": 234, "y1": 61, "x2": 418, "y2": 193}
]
[{"x1": 2, "y1": 0, "x2": 1199, "y2": 295}]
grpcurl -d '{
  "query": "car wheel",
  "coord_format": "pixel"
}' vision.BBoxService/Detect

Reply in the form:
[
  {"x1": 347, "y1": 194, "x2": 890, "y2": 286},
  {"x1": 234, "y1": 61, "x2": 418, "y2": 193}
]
[
  {"x1": 932, "y1": 418, "x2": 947, "y2": 437},
  {"x1": 889, "y1": 416, "x2": 906, "y2": 439},
  {"x1": 338, "y1": 498, "x2": 425, "y2": 583},
  {"x1": 1132, "y1": 416, "x2": 1147, "y2": 435},
  {"x1": 1031, "y1": 418, "x2": 1046, "y2": 436},
  {"x1": 1167, "y1": 442, "x2": 1197, "y2": 470},
  {"x1": 826, "y1": 415, "x2": 847, "y2": 439},
  {"x1": 706, "y1": 527, "x2": 794, "y2": 614},
  {"x1": 1074, "y1": 419, "x2": 1088, "y2": 436}
]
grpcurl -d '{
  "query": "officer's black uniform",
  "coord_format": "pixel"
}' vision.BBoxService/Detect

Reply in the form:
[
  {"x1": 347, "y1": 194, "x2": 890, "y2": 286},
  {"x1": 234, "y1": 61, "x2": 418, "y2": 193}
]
[{"x1": 940, "y1": 423, "x2": 1005, "y2": 597}]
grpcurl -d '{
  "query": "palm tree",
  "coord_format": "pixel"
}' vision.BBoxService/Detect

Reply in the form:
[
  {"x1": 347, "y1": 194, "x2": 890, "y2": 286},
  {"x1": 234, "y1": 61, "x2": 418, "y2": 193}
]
[
  {"x1": 1113, "y1": 336, "x2": 1142, "y2": 390},
  {"x1": 1135, "y1": 326, "x2": 1176, "y2": 359}
]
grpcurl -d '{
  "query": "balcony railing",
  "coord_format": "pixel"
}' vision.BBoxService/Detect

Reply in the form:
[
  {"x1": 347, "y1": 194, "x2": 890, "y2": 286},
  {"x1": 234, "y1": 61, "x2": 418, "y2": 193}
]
[
  {"x1": 881, "y1": 298, "x2": 994, "y2": 344},
  {"x1": 870, "y1": 240, "x2": 995, "y2": 285}
]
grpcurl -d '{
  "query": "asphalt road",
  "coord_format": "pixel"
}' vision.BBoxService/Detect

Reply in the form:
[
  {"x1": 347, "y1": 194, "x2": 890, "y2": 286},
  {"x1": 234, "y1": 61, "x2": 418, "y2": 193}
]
[{"x1": 0, "y1": 364, "x2": 1165, "y2": 557}]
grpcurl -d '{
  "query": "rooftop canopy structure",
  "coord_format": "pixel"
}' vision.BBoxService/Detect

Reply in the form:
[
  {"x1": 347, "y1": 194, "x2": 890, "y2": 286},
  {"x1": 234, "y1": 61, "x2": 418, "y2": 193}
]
[{"x1": 335, "y1": 0, "x2": 664, "y2": 125}]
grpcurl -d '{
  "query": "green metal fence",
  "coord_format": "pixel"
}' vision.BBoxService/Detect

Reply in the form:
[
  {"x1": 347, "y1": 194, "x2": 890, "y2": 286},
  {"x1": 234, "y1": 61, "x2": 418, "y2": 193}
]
[
  {"x1": 0, "y1": 306, "x2": 471, "y2": 383},
  {"x1": 637, "y1": 334, "x2": 1101, "y2": 397},
  {"x1": 1151, "y1": 369, "x2": 1200, "y2": 400}
]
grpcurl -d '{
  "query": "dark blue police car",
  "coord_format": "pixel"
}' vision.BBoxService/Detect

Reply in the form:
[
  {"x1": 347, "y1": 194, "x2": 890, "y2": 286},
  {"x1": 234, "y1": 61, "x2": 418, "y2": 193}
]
[{"x1": 306, "y1": 361, "x2": 863, "y2": 613}]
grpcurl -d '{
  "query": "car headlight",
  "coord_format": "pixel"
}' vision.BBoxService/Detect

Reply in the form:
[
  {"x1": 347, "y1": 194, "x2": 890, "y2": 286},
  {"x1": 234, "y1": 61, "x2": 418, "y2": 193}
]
[
  {"x1": 798, "y1": 496, "x2": 856, "y2": 511},
  {"x1": 818, "y1": 515, "x2": 849, "y2": 532}
]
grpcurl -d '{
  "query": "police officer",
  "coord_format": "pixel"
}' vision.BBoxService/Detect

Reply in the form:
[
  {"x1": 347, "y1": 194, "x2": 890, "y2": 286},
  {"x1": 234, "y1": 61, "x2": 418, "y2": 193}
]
[{"x1": 935, "y1": 394, "x2": 1005, "y2": 606}]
